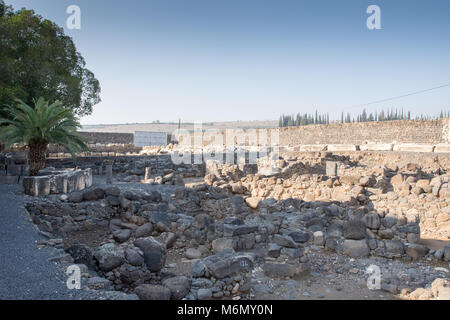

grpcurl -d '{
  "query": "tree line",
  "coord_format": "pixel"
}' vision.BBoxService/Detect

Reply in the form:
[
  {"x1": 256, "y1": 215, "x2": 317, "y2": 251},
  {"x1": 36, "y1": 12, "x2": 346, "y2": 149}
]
[{"x1": 279, "y1": 109, "x2": 450, "y2": 127}]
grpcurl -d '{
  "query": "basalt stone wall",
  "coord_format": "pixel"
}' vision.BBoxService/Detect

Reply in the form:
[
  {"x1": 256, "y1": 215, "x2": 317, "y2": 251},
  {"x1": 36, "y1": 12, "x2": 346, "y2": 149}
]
[
  {"x1": 46, "y1": 132, "x2": 138, "y2": 155},
  {"x1": 79, "y1": 132, "x2": 134, "y2": 145}
]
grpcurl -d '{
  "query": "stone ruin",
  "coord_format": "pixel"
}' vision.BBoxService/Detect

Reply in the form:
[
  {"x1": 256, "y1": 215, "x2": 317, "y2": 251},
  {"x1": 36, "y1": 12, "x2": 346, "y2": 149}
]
[
  {"x1": 21, "y1": 148, "x2": 450, "y2": 300},
  {"x1": 0, "y1": 153, "x2": 29, "y2": 184},
  {"x1": 23, "y1": 168, "x2": 93, "y2": 197}
]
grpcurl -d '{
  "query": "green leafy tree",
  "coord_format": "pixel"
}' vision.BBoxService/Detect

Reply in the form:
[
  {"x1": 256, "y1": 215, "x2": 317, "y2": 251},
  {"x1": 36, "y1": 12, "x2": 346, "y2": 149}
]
[
  {"x1": 0, "y1": 97, "x2": 88, "y2": 176},
  {"x1": 0, "y1": 1, "x2": 6, "y2": 17},
  {"x1": 0, "y1": 5, "x2": 100, "y2": 116}
]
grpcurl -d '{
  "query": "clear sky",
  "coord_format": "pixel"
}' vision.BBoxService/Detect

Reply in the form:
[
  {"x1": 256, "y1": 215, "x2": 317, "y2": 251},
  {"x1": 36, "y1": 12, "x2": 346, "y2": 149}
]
[{"x1": 6, "y1": 0, "x2": 450, "y2": 125}]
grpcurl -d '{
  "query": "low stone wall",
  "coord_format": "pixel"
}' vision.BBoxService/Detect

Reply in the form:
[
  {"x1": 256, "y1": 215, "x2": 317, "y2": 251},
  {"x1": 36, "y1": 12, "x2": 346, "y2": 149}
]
[
  {"x1": 280, "y1": 119, "x2": 449, "y2": 146},
  {"x1": 47, "y1": 144, "x2": 142, "y2": 157},
  {"x1": 45, "y1": 155, "x2": 205, "y2": 184},
  {"x1": 24, "y1": 180, "x2": 446, "y2": 298},
  {"x1": 0, "y1": 153, "x2": 29, "y2": 184},
  {"x1": 284, "y1": 143, "x2": 449, "y2": 153},
  {"x1": 23, "y1": 168, "x2": 92, "y2": 197},
  {"x1": 173, "y1": 119, "x2": 450, "y2": 148},
  {"x1": 79, "y1": 132, "x2": 134, "y2": 145}
]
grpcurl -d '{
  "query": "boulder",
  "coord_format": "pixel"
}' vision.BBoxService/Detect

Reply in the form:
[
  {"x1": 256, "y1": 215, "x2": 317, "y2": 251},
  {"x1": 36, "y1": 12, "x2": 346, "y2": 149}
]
[
  {"x1": 149, "y1": 191, "x2": 162, "y2": 202},
  {"x1": 133, "y1": 237, "x2": 166, "y2": 272},
  {"x1": 363, "y1": 213, "x2": 381, "y2": 230},
  {"x1": 197, "y1": 288, "x2": 212, "y2": 300},
  {"x1": 325, "y1": 238, "x2": 337, "y2": 251},
  {"x1": 68, "y1": 192, "x2": 83, "y2": 203},
  {"x1": 135, "y1": 223, "x2": 153, "y2": 238},
  {"x1": 200, "y1": 249, "x2": 253, "y2": 279},
  {"x1": 185, "y1": 248, "x2": 202, "y2": 260},
  {"x1": 212, "y1": 238, "x2": 237, "y2": 253},
  {"x1": 135, "y1": 284, "x2": 171, "y2": 300},
  {"x1": 83, "y1": 189, "x2": 103, "y2": 201},
  {"x1": 267, "y1": 243, "x2": 282, "y2": 258},
  {"x1": 150, "y1": 211, "x2": 170, "y2": 227},
  {"x1": 273, "y1": 234, "x2": 297, "y2": 248},
  {"x1": 162, "y1": 276, "x2": 191, "y2": 300},
  {"x1": 113, "y1": 229, "x2": 132, "y2": 243},
  {"x1": 158, "y1": 232, "x2": 177, "y2": 249},
  {"x1": 94, "y1": 243, "x2": 125, "y2": 272},
  {"x1": 66, "y1": 244, "x2": 95, "y2": 269},
  {"x1": 406, "y1": 244, "x2": 429, "y2": 260},
  {"x1": 231, "y1": 195, "x2": 250, "y2": 215},
  {"x1": 119, "y1": 195, "x2": 131, "y2": 209},
  {"x1": 123, "y1": 190, "x2": 140, "y2": 201},
  {"x1": 343, "y1": 220, "x2": 366, "y2": 240},
  {"x1": 193, "y1": 214, "x2": 214, "y2": 230},
  {"x1": 383, "y1": 216, "x2": 398, "y2": 229},
  {"x1": 289, "y1": 231, "x2": 310, "y2": 243},
  {"x1": 223, "y1": 224, "x2": 258, "y2": 237},
  {"x1": 231, "y1": 183, "x2": 246, "y2": 194},
  {"x1": 106, "y1": 195, "x2": 120, "y2": 206},
  {"x1": 124, "y1": 247, "x2": 144, "y2": 266},
  {"x1": 359, "y1": 176, "x2": 376, "y2": 187},
  {"x1": 385, "y1": 240, "x2": 405, "y2": 257},
  {"x1": 104, "y1": 186, "x2": 120, "y2": 197},
  {"x1": 191, "y1": 261, "x2": 207, "y2": 278},
  {"x1": 378, "y1": 229, "x2": 394, "y2": 239},
  {"x1": 245, "y1": 197, "x2": 261, "y2": 209},
  {"x1": 343, "y1": 240, "x2": 370, "y2": 258}
]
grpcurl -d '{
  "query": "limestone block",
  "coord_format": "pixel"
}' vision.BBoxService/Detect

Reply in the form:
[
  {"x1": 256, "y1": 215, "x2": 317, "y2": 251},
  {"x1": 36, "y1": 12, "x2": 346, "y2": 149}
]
[
  {"x1": 50, "y1": 174, "x2": 68, "y2": 194},
  {"x1": 66, "y1": 172, "x2": 78, "y2": 193},
  {"x1": 23, "y1": 176, "x2": 50, "y2": 197},
  {"x1": 327, "y1": 144, "x2": 359, "y2": 152},
  {"x1": 434, "y1": 144, "x2": 450, "y2": 153},
  {"x1": 359, "y1": 144, "x2": 394, "y2": 151},
  {"x1": 299, "y1": 145, "x2": 328, "y2": 152},
  {"x1": 76, "y1": 173, "x2": 85, "y2": 191},
  {"x1": 84, "y1": 168, "x2": 93, "y2": 187},
  {"x1": 326, "y1": 161, "x2": 338, "y2": 176},
  {"x1": 393, "y1": 144, "x2": 435, "y2": 153}
]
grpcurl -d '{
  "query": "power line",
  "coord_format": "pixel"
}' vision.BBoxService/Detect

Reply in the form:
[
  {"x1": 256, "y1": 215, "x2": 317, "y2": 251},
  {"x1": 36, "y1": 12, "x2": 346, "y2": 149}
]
[{"x1": 344, "y1": 83, "x2": 450, "y2": 111}]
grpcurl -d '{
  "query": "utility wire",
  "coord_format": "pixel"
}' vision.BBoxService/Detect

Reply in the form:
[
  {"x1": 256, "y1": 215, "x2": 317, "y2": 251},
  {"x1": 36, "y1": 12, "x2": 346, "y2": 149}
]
[{"x1": 344, "y1": 83, "x2": 450, "y2": 111}]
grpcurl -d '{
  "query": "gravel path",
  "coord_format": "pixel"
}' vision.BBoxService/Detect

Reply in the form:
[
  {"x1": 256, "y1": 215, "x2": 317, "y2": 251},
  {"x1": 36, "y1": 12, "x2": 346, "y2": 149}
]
[{"x1": 0, "y1": 184, "x2": 117, "y2": 300}]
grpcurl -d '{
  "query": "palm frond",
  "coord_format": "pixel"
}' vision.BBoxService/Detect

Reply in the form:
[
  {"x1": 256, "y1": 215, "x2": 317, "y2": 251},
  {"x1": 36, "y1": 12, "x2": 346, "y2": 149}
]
[{"x1": 0, "y1": 97, "x2": 88, "y2": 154}]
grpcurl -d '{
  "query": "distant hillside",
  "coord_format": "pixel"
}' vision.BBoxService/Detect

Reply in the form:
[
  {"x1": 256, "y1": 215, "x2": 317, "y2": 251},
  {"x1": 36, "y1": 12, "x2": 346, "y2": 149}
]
[{"x1": 82, "y1": 120, "x2": 279, "y2": 133}]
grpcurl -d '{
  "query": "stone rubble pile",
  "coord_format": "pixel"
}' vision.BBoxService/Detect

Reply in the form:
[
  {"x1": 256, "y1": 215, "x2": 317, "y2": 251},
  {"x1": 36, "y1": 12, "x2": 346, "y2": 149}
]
[{"x1": 23, "y1": 150, "x2": 450, "y2": 300}]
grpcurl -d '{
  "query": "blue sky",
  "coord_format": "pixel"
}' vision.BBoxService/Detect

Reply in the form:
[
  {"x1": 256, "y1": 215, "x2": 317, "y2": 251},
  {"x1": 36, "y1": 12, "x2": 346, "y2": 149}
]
[{"x1": 6, "y1": 0, "x2": 450, "y2": 125}]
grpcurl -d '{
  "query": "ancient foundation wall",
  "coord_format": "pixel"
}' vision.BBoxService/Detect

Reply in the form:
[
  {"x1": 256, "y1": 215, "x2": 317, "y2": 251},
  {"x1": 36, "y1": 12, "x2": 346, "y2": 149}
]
[
  {"x1": 79, "y1": 132, "x2": 134, "y2": 145},
  {"x1": 174, "y1": 119, "x2": 449, "y2": 147},
  {"x1": 280, "y1": 119, "x2": 448, "y2": 146}
]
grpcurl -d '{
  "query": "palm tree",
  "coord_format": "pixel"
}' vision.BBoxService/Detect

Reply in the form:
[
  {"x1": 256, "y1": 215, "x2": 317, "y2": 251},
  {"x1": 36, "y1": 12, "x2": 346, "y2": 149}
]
[{"x1": 0, "y1": 97, "x2": 88, "y2": 176}]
